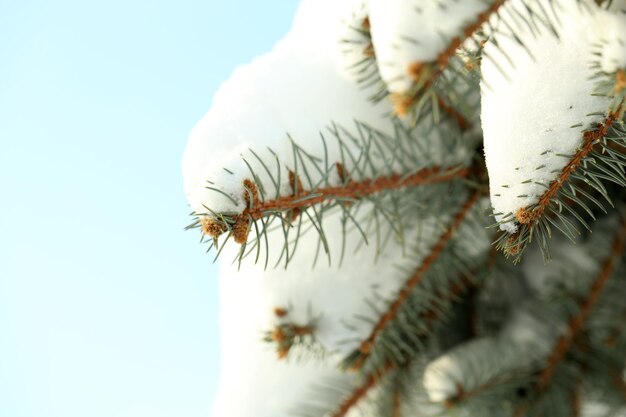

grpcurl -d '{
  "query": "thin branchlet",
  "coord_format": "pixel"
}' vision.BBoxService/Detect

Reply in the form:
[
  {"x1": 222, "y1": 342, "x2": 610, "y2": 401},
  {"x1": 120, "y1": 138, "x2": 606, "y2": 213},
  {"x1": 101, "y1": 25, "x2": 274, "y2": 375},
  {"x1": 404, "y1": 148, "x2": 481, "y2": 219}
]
[
  {"x1": 347, "y1": 190, "x2": 481, "y2": 370},
  {"x1": 499, "y1": 103, "x2": 626, "y2": 259},
  {"x1": 515, "y1": 108, "x2": 624, "y2": 227},
  {"x1": 330, "y1": 266, "x2": 482, "y2": 417},
  {"x1": 513, "y1": 215, "x2": 626, "y2": 416},
  {"x1": 404, "y1": 1, "x2": 506, "y2": 106},
  {"x1": 571, "y1": 378, "x2": 582, "y2": 417},
  {"x1": 539, "y1": 219, "x2": 626, "y2": 389},
  {"x1": 200, "y1": 166, "x2": 470, "y2": 243},
  {"x1": 391, "y1": 383, "x2": 402, "y2": 417},
  {"x1": 352, "y1": 13, "x2": 471, "y2": 130},
  {"x1": 330, "y1": 363, "x2": 395, "y2": 417}
]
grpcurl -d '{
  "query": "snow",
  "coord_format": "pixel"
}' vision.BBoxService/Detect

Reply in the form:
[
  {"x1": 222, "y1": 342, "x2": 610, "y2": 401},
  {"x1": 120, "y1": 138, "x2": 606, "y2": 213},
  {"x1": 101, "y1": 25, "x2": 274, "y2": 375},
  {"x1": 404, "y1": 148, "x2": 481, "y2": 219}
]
[
  {"x1": 182, "y1": 0, "x2": 390, "y2": 216},
  {"x1": 368, "y1": 0, "x2": 490, "y2": 93},
  {"x1": 596, "y1": 11, "x2": 626, "y2": 73},
  {"x1": 606, "y1": 0, "x2": 626, "y2": 13},
  {"x1": 481, "y1": 0, "x2": 617, "y2": 233},
  {"x1": 522, "y1": 214, "x2": 619, "y2": 297},
  {"x1": 423, "y1": 307, "x2": 558, "y2": 403}
]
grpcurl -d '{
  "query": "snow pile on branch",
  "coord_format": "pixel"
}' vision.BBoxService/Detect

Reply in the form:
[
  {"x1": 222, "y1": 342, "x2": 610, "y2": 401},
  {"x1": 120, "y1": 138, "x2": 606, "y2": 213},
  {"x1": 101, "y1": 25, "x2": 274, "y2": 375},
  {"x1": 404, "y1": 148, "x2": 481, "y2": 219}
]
[
  {"x1": 481, "y1": 0, "x2": 623, "y2": 233},
  {"x1": 367, "y1": 0, "x2": 490, "y2": 94},
  {"x1": 182, "y1": 1, "x2": 391, "y2": 216},
  {"x1": 423, "y1": 308, "x2": 558, "y2": 403}
]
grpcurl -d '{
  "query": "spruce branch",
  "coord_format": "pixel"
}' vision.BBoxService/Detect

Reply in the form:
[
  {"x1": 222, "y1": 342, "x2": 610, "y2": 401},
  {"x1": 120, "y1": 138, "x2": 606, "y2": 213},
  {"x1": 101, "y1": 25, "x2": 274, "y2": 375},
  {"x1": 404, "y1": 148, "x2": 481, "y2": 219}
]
[
  {"x1": 189, "y1": 117, "x2": 476, "y2": 266},
  {"x1": 570, "y1": 377, "x2": 582, "y2": 417},
  {"x1": 264, "y1": 322, "x2": 316, "y2": 360},
  {"x1": 496, "y1": 102, "x2": 626, "y2": 260},
  {"x1": 417, "y1": 0, "x2": 504, "y2": 89},
  {"x1": 342, "y1": 190, "x2": 482, "y2": 371},
  {"x1": 200, "y1": 165, "x2": 469, "y2": 243},
  {"x1": 345, "y1": 14, "x2": 472, "y2": 130},
  {"x1": 513, "y1": 213, "x2": 626, "y2": 416},
  {"x1": 391, "y1": 384, "x2": 402, "y2": 417},
  {"x1": 516, "y1": 109, "x2": 623, "y2": 224},
  {"x1": 329, "y1": 363, "x2": 395, "y2": 417},
  {"x1": 328, "y1": 259, "x2": 486, "y2": 417},
  {"x1": 396, "y1": 0, "x2": 505, "y2": 120},
  {"x1": 610, "y1": 369, "x2": 626, "y2": 400},
  {"x1": 207, "y1": 167, "x2": 469, "y2": 233}
]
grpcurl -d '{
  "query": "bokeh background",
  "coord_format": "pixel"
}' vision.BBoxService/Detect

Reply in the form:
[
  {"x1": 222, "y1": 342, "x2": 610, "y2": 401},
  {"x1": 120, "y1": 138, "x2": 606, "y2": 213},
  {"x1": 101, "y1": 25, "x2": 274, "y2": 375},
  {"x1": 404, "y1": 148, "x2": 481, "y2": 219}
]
[{"x1": 0, "y1": 1, "x2": 298, "y2": 416}]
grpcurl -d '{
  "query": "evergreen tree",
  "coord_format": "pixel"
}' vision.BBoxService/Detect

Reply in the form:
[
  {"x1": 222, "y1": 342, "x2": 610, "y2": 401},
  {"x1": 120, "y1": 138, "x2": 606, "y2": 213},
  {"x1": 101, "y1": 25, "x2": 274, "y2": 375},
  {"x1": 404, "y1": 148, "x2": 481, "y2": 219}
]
[{"x1": 182, "y1": 0, "x2": 626, "y2": 416}]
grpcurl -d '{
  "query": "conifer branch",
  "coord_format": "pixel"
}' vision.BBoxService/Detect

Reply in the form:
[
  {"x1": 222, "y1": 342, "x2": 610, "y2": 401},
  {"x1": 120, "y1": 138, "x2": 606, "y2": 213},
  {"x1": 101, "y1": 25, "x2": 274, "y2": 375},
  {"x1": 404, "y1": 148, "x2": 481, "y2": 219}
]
[
  {"x1": 513, "y1": 215, "x2": 626, "y2": 416},
  {"x1": 200, "y1": 165, "x2": 470, "y2": 242},
  {"x1": 538, "y1": 217, "x2": 626, "y2": 388},
  {"x1": 264, "y1": 323, "x2": 316, "y2": 360},
  {"x1": 498, "y1": 103, "x2": 626, "y2": 260},
  {"x1": 330, "y1": 363, "x2": 395, "y2": 417},
  {"x1": 346, "y1": 190, "x2": 481, "y2": 370},
  {"x1": 436, "y1": 95, "x2": 470, "y2": 132},
  {"x1": 404, "y1": 0, "x2": 505, "y2": 105},
  {"x1": 570, "y1": 377, "x2": 582, "y2": 417},
  {"x1": 350, "y1": 15, "x2": 471, "y2": 130},
  {"x1": 604, "y1": 305, "x2": 626, "y2": 348},
  {"x1": 330, "y1": 263, "x2": 483, "y2": 417},
  {"x1": 391, "y1": 387, "x2": 402, "y2": 417},
  {"x1": 514, "y1": 108, "x2": 624, "y2": 228},
  {"x1": 610, "y1": 370, "x2": 626, "y2": 400}
]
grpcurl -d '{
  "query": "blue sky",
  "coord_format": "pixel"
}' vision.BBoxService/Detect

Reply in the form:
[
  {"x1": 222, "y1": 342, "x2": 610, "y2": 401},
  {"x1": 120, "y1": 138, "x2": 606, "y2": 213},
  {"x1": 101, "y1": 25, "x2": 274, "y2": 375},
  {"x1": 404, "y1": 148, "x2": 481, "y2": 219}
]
[{"x1": 0, "y1": 1, "x2": 298, "y2": 416}]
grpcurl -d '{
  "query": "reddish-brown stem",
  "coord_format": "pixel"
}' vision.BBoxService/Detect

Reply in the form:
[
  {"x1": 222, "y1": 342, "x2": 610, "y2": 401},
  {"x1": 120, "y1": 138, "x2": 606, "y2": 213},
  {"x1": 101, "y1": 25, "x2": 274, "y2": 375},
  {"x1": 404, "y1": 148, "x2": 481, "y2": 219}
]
[
  {"x1": 571, "y1": 378, "x2": 582, "y2": 417},
  {"x1": 536, "y1": 217, "x2": 626, "y2": 391},
  {"x1": 616, "y1": 69, "x2": 626, "y2": 94},
  {"x1": 330, "y1": 363, "x2": 395, "y2": 417},
  {"x1": 355, "y1": 191, "x2": 481, "y2": 361},
  {"x1": 417, "y1": 1, "x2": 505, "y2": 96},
  {"x1": 436, "y1": 95, "x2": 470, "y2": 131},
  {"x1": 611, "y1": 370, "x2": 626, "y2": 400},
  {"x1": 604, "y1": 306, "x2": 626, "y2": 348},
  {"x1": 200, "y1": 165, "x2": 470, "y2": 241},
  {"x1": 515, "y1": 108, "x2": 623, "y2": 226},
  {"x1": 391, "y1": 386, "x2": 402, "y2": 417},
  {"x1": 246, "y1": 166, "x2": 468, "y2": 220},
  {"x1": 332, "y1": 247, "x2": 485, "y2": 417}
]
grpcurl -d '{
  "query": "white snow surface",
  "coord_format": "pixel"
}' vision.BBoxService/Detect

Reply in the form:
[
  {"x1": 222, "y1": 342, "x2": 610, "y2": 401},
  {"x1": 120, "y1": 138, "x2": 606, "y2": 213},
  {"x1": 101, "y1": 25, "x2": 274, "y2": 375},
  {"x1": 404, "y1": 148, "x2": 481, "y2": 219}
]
[
  {"x1": 482, "y1": 0, "x2": 618, "y2": 233},
  {"x1": 182, "y1": 0, "x2": 390, "y2": 216},
  {"x1": 597, "y1": 11, "x2": 626, "y2": 73},
  {"x1": 607, "y1": 0, "x2": 626, "y2": 13},
  {"x1": 424, "y1": 307, "x2": 558, "y2": 403}
]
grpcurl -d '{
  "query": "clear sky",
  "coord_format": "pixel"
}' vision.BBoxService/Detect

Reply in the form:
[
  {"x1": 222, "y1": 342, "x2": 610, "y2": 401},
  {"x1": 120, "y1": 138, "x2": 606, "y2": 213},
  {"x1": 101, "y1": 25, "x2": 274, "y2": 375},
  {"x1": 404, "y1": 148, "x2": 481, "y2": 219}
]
[{"x1": 0, "y1": 1, "x2": 299, "y2": 416}]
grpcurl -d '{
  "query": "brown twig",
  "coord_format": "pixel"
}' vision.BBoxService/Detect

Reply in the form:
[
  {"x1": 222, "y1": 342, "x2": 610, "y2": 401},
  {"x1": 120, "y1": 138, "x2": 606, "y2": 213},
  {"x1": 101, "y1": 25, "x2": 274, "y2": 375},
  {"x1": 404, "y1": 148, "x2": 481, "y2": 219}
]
[
  {"x1": 536, "y1": 217, "x2": 626, "y2": 391},
  {"x1": 391, "y1": 385, "x2": 403, "y2": 417},
  {"x1": 610, "y1": 369, "x2": 626, "y2": 400},
  {"x1": 330, "y1": 363, "x2": 395, "y2": 417},
  {"x1": 513, "y1": 215, "x2": 626, "y2": 416},
  {"x1": 201, "y1": 165, "x2": 470, "y2": 241},
  {"x1": 409, "y1": 1, "x2": 505, "y2": 100},
  {"x1": 515, "y1": 107, "x2": 624, "y2": 226},
  {"x1": 331, "y1": 241, "x2": 487, "y2": 417},
  {"x1": 436, "y1": 95, "x2": 470, "y2": 131},
  {"x1": 571, "y1": 378, "x2": 582, "y2": 417},
  {"x1": 352, "y1": 190, "x2": 481, "y2": 367}
]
